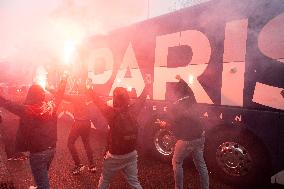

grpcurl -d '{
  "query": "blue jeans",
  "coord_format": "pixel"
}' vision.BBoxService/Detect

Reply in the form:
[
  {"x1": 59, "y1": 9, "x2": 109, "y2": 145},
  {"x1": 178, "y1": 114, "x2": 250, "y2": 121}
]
[
  {"x1": 172, "y1": 137, "x2": 209, "y2": 189},
  {"x1": 29, "y1": 148, "x2": 55, "y2": 189}
]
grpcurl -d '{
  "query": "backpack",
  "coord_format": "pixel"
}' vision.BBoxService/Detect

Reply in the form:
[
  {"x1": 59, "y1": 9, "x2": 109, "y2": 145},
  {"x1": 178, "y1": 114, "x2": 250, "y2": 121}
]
[{"x1": 109, "y1": 110, "x2": 139, "y2": 155}]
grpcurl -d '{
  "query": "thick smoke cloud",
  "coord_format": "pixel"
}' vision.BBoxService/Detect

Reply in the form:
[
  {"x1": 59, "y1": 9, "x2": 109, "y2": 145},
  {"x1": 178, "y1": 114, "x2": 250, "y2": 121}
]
[{"x1": 0, "y1": 0, "x2": 150, "y2": 84}]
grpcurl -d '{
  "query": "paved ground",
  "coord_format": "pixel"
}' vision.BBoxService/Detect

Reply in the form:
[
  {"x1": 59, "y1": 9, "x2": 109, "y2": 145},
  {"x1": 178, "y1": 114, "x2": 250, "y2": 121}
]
[{"x1": 0, "y1": 119, "x2": 280, "y2": 189}]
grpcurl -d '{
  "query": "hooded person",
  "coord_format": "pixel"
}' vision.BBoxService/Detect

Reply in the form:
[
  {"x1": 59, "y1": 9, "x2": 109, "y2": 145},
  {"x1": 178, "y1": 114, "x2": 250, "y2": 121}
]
[
  {"x1": 0, "y1": 78, "x2": 67, "y2": 189},
  {"x1": 88, "y1": 81, "x2": 151, "y2": 189},
  {"x1": 158, "y1": 75, "x2": 209, "y2": 189},
  {"x1": 60, "y1": 79, "x2": 96, "y2": 175}
]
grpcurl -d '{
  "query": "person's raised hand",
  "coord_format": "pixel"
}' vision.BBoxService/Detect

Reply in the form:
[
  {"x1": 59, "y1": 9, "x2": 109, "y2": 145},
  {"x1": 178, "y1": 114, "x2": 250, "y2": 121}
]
[
  {"x1": 145, "y1": 74, "x2": 152, "y2": 85},
  {"x1": 61, "y1": 71, "x2": 69, "y2": 81},
  {"x1": 175, "y1": 75, "x2": 182, "y2": 81},
  {"x1": 155, "y1": 119, "x2": 167, "y2": 128}
]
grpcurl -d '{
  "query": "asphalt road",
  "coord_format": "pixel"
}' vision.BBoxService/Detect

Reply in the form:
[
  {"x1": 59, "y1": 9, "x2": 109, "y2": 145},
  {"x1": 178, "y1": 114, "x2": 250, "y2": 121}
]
[{"x1": 0, "y1": 119, "x2": 257, "y2": 189}]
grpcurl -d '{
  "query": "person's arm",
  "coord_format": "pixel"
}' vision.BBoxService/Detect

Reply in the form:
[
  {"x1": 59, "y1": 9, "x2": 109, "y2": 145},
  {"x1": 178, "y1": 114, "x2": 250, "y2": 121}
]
[
  {"x1": 176, "y1": 75, "x2": 189, "y2": 90},
  {"x1": 0, "y1": 96, "x2": 27, "y2": 117},
  {"x1": 130, "y1": 73, "x2": 152, "y2": 114},
  {"x1": 176, "y1": 74, "x2": 189, "y2": 88},
  {"x1": 62, "y1": 94, "x2": 76, "y2": 102},
  {"x1": 156, "y1": 102, "x2": 179, "y2": 132},
  {"x1": 156, "y1": 118, "x2": 175, "y2": 132},
  {"x1": 46, "y1": 83, "x2": 72, "y2": 102},
  {"x1": 52, "y1": 78, "x2": 68, "y2": 112},
  {"x1": 175, "y1": 75, "x2": 197, "y2": 103},
  {"x1": 88, "y1": 89, "x2": 113, "y2": 120},
  {"x1": 130, "y1": 84, "x2": 150, "y2": 115}
]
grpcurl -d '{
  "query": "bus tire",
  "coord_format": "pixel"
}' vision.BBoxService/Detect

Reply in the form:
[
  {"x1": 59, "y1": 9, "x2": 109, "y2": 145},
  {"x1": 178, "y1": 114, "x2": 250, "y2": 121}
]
[
  {"x1": 140, "y1": 117, "x2": 176, "y2": 163},
  {"x1": 204, "y1": 126, "x2": 271, "y2": 187},
  {"x1": 151, "y1": 128, "x2": 176, "y2": 163}
]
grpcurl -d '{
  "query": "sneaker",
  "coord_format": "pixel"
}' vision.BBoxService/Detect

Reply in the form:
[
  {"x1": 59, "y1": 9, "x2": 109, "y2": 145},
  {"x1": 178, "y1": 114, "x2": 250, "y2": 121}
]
[
  {"x1": 72, "y1": 164, "x2": 85, "y2": 175},
  {"x1": 29, "y1": 186, "x2": 37, "y2": 189},
  {"x1": 88, "y1": 165, "x2": 97, "y2": 173},
  {"x1": 20, "y1": 155, "x2": 28, "y2": 160},
  {"x1": 14, "y1": 155, "x2": 28, "y2": 161}
]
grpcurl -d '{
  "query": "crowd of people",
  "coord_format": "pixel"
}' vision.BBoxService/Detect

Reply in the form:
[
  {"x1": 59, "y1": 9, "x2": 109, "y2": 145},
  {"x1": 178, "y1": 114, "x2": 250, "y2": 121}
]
[{"x1": 0, "y1": 74, "x2": 209, "y2": 189}]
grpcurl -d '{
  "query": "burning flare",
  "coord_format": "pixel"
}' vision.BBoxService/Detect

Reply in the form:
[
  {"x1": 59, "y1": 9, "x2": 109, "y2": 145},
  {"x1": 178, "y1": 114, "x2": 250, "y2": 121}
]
[{"x1": 34, "y1": 65, "x2": 48, "y2": 89}]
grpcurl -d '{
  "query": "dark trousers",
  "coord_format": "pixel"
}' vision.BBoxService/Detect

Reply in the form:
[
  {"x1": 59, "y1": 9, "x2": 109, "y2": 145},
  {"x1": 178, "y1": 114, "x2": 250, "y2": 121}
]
[
  {"x1": 0, "y1": 119, "x2": 23, "y2": 159},
  {"x1": 30, "y1": 148, "x2": 55, "y2": 189},
  {"x1": 67, "y1": 120, "x2": 94, "y2": 166},
  {"x1": 1, "y1": 132, "x2": 14, "y2": 158}
]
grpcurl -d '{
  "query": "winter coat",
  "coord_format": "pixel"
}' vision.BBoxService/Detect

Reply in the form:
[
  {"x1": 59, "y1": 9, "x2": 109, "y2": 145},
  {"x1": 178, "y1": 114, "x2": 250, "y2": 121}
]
[
  {"x1": 89, "y1": 86, "x2": 149, "y2": 155},
  {"x1": 168, "y1": 79, "x2": 204, "y2": 141},
  {"x1": 0, "y1": 80, "x2": 66, "y2": 153}
]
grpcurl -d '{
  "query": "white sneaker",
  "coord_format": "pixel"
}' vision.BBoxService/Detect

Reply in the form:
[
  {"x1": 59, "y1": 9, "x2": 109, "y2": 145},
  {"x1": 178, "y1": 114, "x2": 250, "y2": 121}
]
[
  {"x1": 72, "y1": 164, "x2": 85, "y2": 175},
  {"x1": 88, "y1": 165, "x2": 97, "y2": 173}
]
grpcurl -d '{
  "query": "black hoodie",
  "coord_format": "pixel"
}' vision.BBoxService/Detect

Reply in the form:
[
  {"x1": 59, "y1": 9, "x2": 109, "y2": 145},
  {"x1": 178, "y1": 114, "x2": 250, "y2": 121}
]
[
  {"x1": 0, "y1": 80, "x2": 66, "y2": 153},
  {"x1": 167, "y1": 79, "x2": 203, "y2": 141},
  {"x1": 89, "y1": 85, "x2": 149, "y2": 155}
]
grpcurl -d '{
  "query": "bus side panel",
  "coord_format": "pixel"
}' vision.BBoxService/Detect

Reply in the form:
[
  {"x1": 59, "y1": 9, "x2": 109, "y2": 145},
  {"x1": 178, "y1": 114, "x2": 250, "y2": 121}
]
[{"x1": 278, "y1": 113, "x2": 284, "y2": 172}]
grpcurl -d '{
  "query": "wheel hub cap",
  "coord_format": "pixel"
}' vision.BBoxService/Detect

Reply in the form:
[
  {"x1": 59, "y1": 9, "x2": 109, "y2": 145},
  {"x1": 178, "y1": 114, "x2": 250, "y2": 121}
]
[
  {"x1": 216, "y1": 142, "x2": 252, "y2": 176},
  {"x1": 154, "y1": 129, "x2": 176, "y2": 156}
]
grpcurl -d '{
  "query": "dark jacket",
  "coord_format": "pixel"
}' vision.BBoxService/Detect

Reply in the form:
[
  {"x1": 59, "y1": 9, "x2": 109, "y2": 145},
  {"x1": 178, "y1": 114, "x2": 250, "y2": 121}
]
[
  {"x1": 0, "y1": 80, "x2": 66, "y2": 153},
  {"x1": 89, "y1": 86, "x2": 149, "y2": 155},
  {"x1": 168, "y1": 102, "x2": 203, "y2": 141},
  {"x1": 168, "y1": 79, "x2": 203, "y2": 141},
  {"x1": 62, "y1": 94, "x2": 91, "y2": 121}
]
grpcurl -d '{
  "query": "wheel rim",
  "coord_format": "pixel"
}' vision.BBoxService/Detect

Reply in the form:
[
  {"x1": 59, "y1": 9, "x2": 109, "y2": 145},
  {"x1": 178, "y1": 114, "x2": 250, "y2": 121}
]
[
  {"x1": 154, "y1": 129, "x2": 176, "y2": 156},
  {"x1": 216, "y1": 141, "x2": 252, "y2": 176}
]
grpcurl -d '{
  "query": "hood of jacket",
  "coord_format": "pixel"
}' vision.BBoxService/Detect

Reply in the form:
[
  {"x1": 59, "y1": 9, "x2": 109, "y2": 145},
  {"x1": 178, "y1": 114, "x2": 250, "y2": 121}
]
[
  {"x1": 24, "y1": 84, "x2": 55, "y2": 120},
  {"x1": 113, "y1": 87, "x2": 130, "y2": 110}
]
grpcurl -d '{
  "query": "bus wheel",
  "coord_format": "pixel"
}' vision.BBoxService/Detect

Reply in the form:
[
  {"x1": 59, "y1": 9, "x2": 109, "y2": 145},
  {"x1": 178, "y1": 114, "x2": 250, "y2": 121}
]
[
  {"x1": 152, "y1": 128, "x2": 176, "y2": 162},
  {"x1": 205, "y1": 126, "x2": 271, "y2": 186}
]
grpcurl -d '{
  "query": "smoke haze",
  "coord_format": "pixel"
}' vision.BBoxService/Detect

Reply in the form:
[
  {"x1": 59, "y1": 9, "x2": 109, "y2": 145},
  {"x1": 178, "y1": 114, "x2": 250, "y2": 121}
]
[{"x1": 0, "y1": 0, "x2": 151, "y2": 83}]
